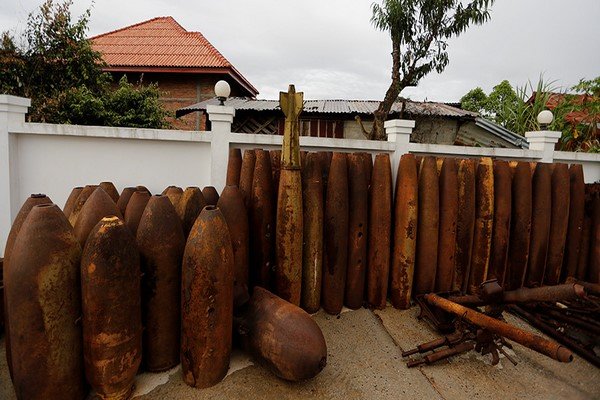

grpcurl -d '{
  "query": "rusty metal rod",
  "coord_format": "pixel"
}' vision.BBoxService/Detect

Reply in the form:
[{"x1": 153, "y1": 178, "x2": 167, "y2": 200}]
[
  {"x1": 448, "y1": 284, "x2": 587, "y2": 306},
  {"x1": 524, "y1": 305, "x2": 600, "y2": 336},
  {"x1": 406, "y1": 341, "x2": 475, "y2": 368},
  {"x1": 402, "y1": 331, "x2": 465, "y2": 357},
  {"x1": 508, "y1": 305, "x2": 600, "y2": 368},
  {"x1": 565, "y1": 277, "x2": 600, "y2": 296},
  {"x1": 423, "y1": 293, "x2": 573, "y2": 362}
]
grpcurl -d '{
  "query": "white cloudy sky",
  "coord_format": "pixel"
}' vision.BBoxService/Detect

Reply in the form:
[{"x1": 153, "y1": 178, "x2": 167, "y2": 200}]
[{"x1": 1, "y1": 0, "x2": 599, "y2": 101}]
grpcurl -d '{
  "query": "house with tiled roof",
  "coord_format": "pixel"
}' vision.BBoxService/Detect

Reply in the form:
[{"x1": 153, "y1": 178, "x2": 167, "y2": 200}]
[{"x1": 91, "y1": 16, "x2": 258, "y2": 130}]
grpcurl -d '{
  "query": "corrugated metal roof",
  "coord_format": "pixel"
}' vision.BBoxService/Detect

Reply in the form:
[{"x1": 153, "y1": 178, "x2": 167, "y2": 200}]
[
  {"x1": 474, "y1": 117, "x2": 529, "y2": 149},
  {"x1": 91, "y1": 17, "x2": 258, "y2": 95},
  {"x1": 177, "y1": 97, "x2": 479, "y2": 118}
]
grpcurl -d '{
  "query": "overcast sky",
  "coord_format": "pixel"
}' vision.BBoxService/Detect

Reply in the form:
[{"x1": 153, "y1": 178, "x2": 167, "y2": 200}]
[{"x1": 1, "y1": 0, "x2": 599, "y2": 101}]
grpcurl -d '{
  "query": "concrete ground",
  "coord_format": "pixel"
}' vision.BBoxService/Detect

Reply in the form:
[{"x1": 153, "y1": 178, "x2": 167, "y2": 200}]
[{"x1": 1, "y1": 306, "x2": 598, "y2": 399}]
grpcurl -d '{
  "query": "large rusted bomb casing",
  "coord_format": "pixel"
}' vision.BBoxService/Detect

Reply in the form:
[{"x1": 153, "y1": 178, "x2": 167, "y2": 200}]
[
  {"x1": 435, "y1": 158, "x2": 458, "y2": 293},
  {"x1": 249, "y1": 149, "x2": 275, "y2": 290},
  {"x1": 239, "y1": 149, "x2": 256, "y2": 209},
  {"x1": 3, "y1": 193, "x2": 52, "y2": 380},
  {"x1": 454, "y1": 159, "x2": 476, "y2": 293},
  {"x1": 6, "y1": 204, "x2": 85, "y2": 400},
  {"x1": 235, "y1": 287, "x2": 327, "y2": 381},
  {"x1": 275, "y1": 167, "x2": 303, "y2": 305},
  {"x1": 318, "y1": 151, "x2": 332, "y2": 204},
  {"x1": 505, "y1": 162, "x2": 532, "y2": 290},
  {"x1": 589, "y1": 193, "x2": 600, "y2": 283},
  {"x1": 136, "y1": 185, "x2": 151, "y2": 194},
  {"x1": 177, "y1": 186, "x2": 206, "y2": 237},
  {"x1": 99, "y1": 181, "x2": 120, "y2": 203},
  {"x1": 322, "y1": 152, "x2": 349, "y2": 314},
  {"x1": 63, "y1": 186, "x2": 83, "y2": 217},
  {"x1": 74, "y1": 187, "x2": 123, "y2": 246},
  {"x1": 218, "y1": 186, "x2": 250, "y2": 309},
  {"x1": 227, "y1": 148, "x2": 243, "y2": 186},
  {"x1": 413, "y1": 157, "x2": 439, "y2": 296},
  {"x1": 124, "y1": 190, "x2": 151, "y2": 237},
  {"x1": 524, "y1": 163, "x2": 552, "y2": 288},
  {"x1": 82, "y1": 217, "x2": 142, "y2": 400},
  {"x1": 562, "y1": 164, "x2": 585, "y2": 281},
  {"x1": 345, "y1": 153, "x2": 369, "y2": 310},
  {"x1": 136, "y1": 196, "x2": 185, "y2": 372},
  {"x1": 181, "y1": 206, "x2": 234, "y2": 388},
  {"x1": 360, "y1": 152, "x2": 373, "y2": 189},
  {"x1": 202, "y1": 186, "x2": 220, "y2": 206},
  {"x1": 162, "y1": 185, "x2": 184, "y2": 210},
  {"x1": 116, "y1": 187, "x2": 136, "y2": 215},
  {"x1": 301, "y1": 153, "x2": 323, "y2": 313},
  {"x1": 68, "y1": 184, "x2": 98, "y2": 226},
  {"x1": 487, "y1": 160, "x2": 512, "y2": 286},
  {"x1": 468, "y1": 157, "x2": 494, "y2": 294},
  {"x1": 367, "y1": 153, "x2": 392, "y2": 309},
  {"x1": 390, "y1": 154, "x2": 418, "y2": 309},
  {"x1": 270, "y1": 149, "x2": 282, "y2": 203},
  {"x1": 544, "y1": 163, "x2": 571, "y2": 285},
  {"x1": 576, "y1": 215, "x2": 592, "y2": 280}
]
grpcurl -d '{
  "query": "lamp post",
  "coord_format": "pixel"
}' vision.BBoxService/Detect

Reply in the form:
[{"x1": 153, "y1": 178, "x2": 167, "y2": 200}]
[
  {"x1": 537, "y1": 109, "x2": 554, "y2": 130},
  {"x1": 215, "y1": 80, "x2": 231, "y2": 106}
]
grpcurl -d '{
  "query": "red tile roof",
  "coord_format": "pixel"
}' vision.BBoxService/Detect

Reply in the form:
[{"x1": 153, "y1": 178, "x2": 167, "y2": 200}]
[{"x1": 91, "y1": 16, "x2": 258, "y2": 96}]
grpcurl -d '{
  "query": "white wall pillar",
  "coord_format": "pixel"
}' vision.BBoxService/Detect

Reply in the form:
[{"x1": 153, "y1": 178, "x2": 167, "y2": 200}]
[
  {"x1": 0, "y1": 95, "x2": 30, "y2": 256},
  {"x1": 525, "y1": 130, "x2": 561, "y2": 163},
  {"x1": 207, "y1": 104, "x2": 234, "y2": 194},
  {"x1": 386, "y1": 119, "x2": 415, "y2": 195}
]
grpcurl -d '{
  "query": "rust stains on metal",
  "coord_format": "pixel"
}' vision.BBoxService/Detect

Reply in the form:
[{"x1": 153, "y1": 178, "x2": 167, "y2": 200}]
[
  {"x1": 74, "y1": 187, "x2": 123, "y2": 246},
  {"x1": 545, "y1": 163, "x2": 570, "y2": 285},
  {"x1": 322, "y1": 152, "x2": 349, "y2": 315},
  {"x1": 454, "y1": 159, "x2": 476, "y2": 293},
  {"x1": 270, "y1": 150, "x2": 282, "y2": 202},
  {"x1": 239, "y1": 149, "x2": 256, "y2": 210},
  {"x1": 181, "y1": 206, "x2": 234, "y2": 388},
  {"x1": 235, "y1": 287, "x2": 327, "y2": 381},
  {"x1": 7, "y1": 204, "x2": 86, "y2": 399},
  {"x1": 137, "y1": 196, "x2": 185, "y2": 372},
  {"x1": 562, "y1": 164, "x2": 585, "y2": 281},
  {"x1": 390, "y1": 154, "x2": 418, "y2": 309},
  {"x1": 345, "y1": 153, "x2": 369, "y2": 310},
  {"x1": 226, "y1": 148, "x2": 243, "y2": 186},
  {"x1": 82, "y1": 216, "x2": 141, "y2": 400},
  {"x1": 435, "y1": 158, "x2": 458, "y2": 293},
  {"x1": 488, "y1": 160, "x2": 512, "y2": 286},
  {"x1": 162, "y1": 185, "x2": 184, "y2": 209},
  {"x1": 202, "y1": 186, "x2": 220, "y2": 206},
  {"x1": 68, "y1": 184, "x2": 98, "y2": 226},
  {"x1": 123, "y1": 190, "x2": 151, "y2": 237},
  {"x1": 177, "y1": 186, "x2": 206, "y2": 237}
]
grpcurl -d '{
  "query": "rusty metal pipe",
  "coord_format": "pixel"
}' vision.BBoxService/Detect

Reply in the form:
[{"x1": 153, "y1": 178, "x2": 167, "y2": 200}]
[
  {"x1": 424, "y1": 293, "x2": 573, "y2": 362},
  {"x1": 448, "y1": 283, "x2": 587, "y2": 306},
  {"x1": 406, "y1": 341, "x2": 475, "y2": 368}
]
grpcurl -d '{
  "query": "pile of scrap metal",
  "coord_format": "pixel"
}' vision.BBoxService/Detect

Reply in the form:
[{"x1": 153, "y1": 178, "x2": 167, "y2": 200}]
[{"x1": 403, "y1": 279, "x2": 600, "y2": 368}]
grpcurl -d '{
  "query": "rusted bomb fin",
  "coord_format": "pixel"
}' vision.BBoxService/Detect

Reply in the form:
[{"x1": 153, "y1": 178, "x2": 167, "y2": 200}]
[
  {"x1": 275, "y1": 84, "x2": 304, "y2": 305},
  {"x1": 447, "y1": 283, "x2": 587, "y2": 306},
  {"x1": 423, "y1": 293, "x2": 573, "y2": 363}
]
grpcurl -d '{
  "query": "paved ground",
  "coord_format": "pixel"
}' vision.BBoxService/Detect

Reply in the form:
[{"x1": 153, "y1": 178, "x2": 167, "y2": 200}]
[{"x1": 1, "y1": 306, "x2": 598, "y2": 399}]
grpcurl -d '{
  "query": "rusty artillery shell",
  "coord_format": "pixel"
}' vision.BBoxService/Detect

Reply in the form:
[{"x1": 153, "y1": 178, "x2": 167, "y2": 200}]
[
  {"x1": 82, "y1": 216, "x2": 142, "y2": 399},
  {"x1": 544, "y1": 163, "x2": 570, "y2": 285},
  {"x1": 177, "y1": 186, "x2": 206, "y2": 237},
  {"x1": 240, "y1": 149, "x2": 256, "y2": 209},
  {"x1": 124, "y1": 190, "x2": 151, "y2": 237},
  {"x1": 99, "y1": 181, "x2": 120, "y2": 203},
  {"x1": 136, "y1": 196, "x2": 185, "y2": 372},
  {"x1": 163, "y1": 185, "x2": 184, "y2": 209},
  {"x1": 390, "y1": 154, "x2": 418, "y2": 309},
  {"x1": 322, "y1": 152, "x2": 349, "y2": 314},
  {"x1": 361, "y1": 152, "x2": 373, "y2": 189},
  {"x1": 182, "y1": 206, "x2": 234, "y2": 388},
  {"x1": 218, "y1": 186, "x2": 250, "y2": 309},
  {"x1": 454, "y1": 159, "x2": 476, "y2": 293},
  {"x1": 227, "y1": 148, "x2": 243, "y2": 186},
  {"x1": 562, "y1": 164, "x2": 585, "y2": 281},
  {"x1": 576, "y1": 215, "x2": 592, "y2": 280},
  {"x1": 301, "y1": 153, "x2": 323, "y2": 313},
  {"x1": 116, "y1": 187, "x2": 136, "y2": 215},
  {"x1": 589, "y1": 194, "x2": 600, "y2": 283},
  {"x1": 3, "y1": 193, "x2": 52, "y2": 380},
  {"x1": 234, "y1": 287, "x2": 327, "y2": 381},
  {"x1": 524, "y1": 163, "x2": 552, "y2": 288},
  {"x1": 505, "y1": 162, "x2": 532, "y2": 290},
  {"x1": 74, "y1": 187, "x2": 123, "y2": 246},
  {"x1": 68, "y1": 184, "x2": 98, "y2": 226},
  {"x1": 6, "y1": 204, "x2": 85, "y2": 399},
  {"x1": 63, "y1": 186, "x2": 83, "y2": 217},
  {"x1": 202, "y1": 186, "x2": 220, "y2": 206},
  {"x1": 367, "y1": 153, "x2": 392, "y2": 309},
  {"x1": 249, "y1": 149, "x2": 275, "y2": 290},
  {"x1": 435, "y1": 158, "x2": 458, "y2": 293},
  {"x1": 345, "y1": 153, "x2": 369, "y2": 310},
  {"x1": 414, "y1": 157, "x2": 439, "y2": 296},
  {"x1": 271, "y1": 149, "x2": 282, "y2": 202},
  {"x1": 468, "y1": 157, "x2": 494, "y2": 294},
  {"x1": 488, "y1": 160, "x2": 512, "y2": 286}
]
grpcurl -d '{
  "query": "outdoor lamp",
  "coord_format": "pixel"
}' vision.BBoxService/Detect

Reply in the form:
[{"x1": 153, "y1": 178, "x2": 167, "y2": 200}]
[
  {"x1": 215, "y1": 80, "x2": 231, "y2": 106},
  {"x1": 537, "y1": 110, "x2": 553, "y2": 129}
]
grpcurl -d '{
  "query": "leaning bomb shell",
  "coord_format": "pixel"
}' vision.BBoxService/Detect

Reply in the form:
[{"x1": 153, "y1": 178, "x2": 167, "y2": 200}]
[
  {"x1": 177, "y1": 186, "x2": 206, "y2": 237},
  {"x1": 74, "y1": 187, "x2": 123, "y2": 246}
]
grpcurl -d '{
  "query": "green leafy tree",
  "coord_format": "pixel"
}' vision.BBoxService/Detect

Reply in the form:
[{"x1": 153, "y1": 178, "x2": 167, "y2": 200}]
[
  {"x1": 363, "y1": 0, "x2": 494, "y2": 140},
  {"x1": 460, "y1": 87, "x2": 488, "y2": 115},
  {"x1": 0, "y1": 0, "x2": 169, "y2": 128},
  {"x1": 486, "y1": 80, "x2": 519, "y2": 127}
]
